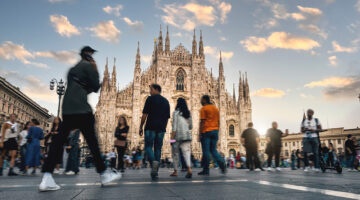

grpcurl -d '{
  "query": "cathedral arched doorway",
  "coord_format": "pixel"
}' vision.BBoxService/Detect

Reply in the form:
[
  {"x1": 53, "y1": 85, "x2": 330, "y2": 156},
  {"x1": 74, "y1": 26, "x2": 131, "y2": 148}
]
[{"x1": 229, "y1": 149, "x2": 236, "y2": 157}]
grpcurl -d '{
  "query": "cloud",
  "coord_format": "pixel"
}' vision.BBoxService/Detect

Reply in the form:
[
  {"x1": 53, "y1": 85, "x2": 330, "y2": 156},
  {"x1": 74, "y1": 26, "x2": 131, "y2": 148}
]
[
  {"x1": 328, "y1": 56, "x2": 337, "y2": 66},
  {"x1": 300, "y1": 93, "x2": 314, "y2": 99},
  {"x1": 49, "y1": 15, "x2": 80, "y2": 37},
  {"x1": 355, "y1": 0, "x2": 360, "y2": 12},
  {"x1": 329, "y1": 41, "x2": 357, "y2": 53},
  {"x1": 305, "y1": 76, "x2": 360, "y2": 100},
  {"x1": 0, "y1": 41, "x2": 47, "y2": 68},
  {"x1": 290, "y1": 13, "x2": 306, "y2": 21},
  {"x1": 204, "y1": 46, "x2": 233, "y2": 60},
  {"x1": 299, "y1": 24, "x2": 327, "y2": 39},
  {"x1": 173, "y1": 32, "x2": 183, "y2": 37},
  {"x1": 252, "y1": 88, "x2": 286, "y2": 98},
  {"x1": 159, "y1": 1, "x2": 231, "y2": 31},
  {"x1": 90, "y1": 20, "x2": 121, "y2": 43},
  {"x1": 220, "y1": 36, "x2": 227, "y2": 41},
  {"x1": 103, "y1": 4, "x2": 123, "y2": 17},
  {"x1": 240, "y1": 32, "x2": 320, "y2": 53},
  {"x1": 141, "y1": 55, "x2": 152, "y2": 65},
  {"x1": 34, "y1": 50, "x2": 77, "y2": 65},
  {"x1": 123, "y1": 17, "x2": 144, "y2": 31},
  {"x1": 297, "y1": 6, "x2": 322, "y2": 16},
  {"x1": 48, "y1": 0, "x2": 74, "y2": 3},
  {"x1": 304, "y1": 77, "x2": 354, "y2": 88},
  {"x1": 255, "y1": 18, "x2": 279, "y2": 30}
]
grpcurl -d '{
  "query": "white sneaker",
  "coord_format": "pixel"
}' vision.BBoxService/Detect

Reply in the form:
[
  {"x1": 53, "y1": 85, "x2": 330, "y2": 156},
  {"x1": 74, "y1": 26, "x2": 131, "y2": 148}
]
[
  {"x1": 267, "y1": 167, "x2": 272, "y2": 171},
  {"x1": 100, "y1": 170, "x2": 122, "y2": 185},
  {"x1": 39, "y1": 174, "x2": 61, "y2": 192},
  {"x1": 53, "y1": 169, "x2": 60, "y2": 174},
  {"x1": 254, "y1": 168, "x2": 261, "y2": 172},
  {"x1": 304, "y1": 167, "x2": 310, "y2": 172},
  {"x1": 65, "y1": 171, "x2": 75, "y2": 175},
  {"x1": 276, "y1": 167, "x2": 281, "y2": 171}
]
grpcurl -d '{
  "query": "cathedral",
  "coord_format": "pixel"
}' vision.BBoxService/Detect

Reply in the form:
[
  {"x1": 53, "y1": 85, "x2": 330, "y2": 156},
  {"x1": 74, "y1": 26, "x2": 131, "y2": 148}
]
[{"x1": 95, "y1": 27, "x2": 252, "y2": 158}]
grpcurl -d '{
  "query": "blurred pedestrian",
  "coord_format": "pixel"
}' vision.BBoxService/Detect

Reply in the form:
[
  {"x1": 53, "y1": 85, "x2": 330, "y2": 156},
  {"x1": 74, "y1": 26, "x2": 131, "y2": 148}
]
[
  {"x1": 25, "y1": 119, "x2": 44, "y2": 175},
  {"x1": 114, "y1": 115, "x2": 129, "y2": 173},
  {"x1": 0, "y1": 114, "x2": 20, "y2": 176},
  {"x1": 265, "y1": 122, "x2": 289, "y2": 171},
  {"x1": 198, "y1": 95, "x2": 226, "y2": 176},
  {"x1": 345, "y1": 134, "x2": 357, "y2": 171},
  {"x1": 49, "y1": 117, "x2": 63, "y2": 174},
  {"x1": 19, "y1": 121, "x2": 31, "y2": 173},
  {"x1": 241, "y1": 122, "x2": 264, "y2": 171},
  {"x1": 170, "y1": 98, "x2": 193, "y2": 178},
  {"x1": 65, "y1": 129, "x2": 80, "y2": 175},
  {"x1": 139, "y1": 84, "x2": 170, "y2": 180},
  {"x1": 39, "y1": 46, "x2": 120, "y2": 192}
]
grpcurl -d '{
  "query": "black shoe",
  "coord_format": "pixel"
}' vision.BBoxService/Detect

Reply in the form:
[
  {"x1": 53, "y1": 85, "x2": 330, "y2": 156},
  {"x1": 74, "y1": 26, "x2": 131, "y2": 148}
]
[
  {"x1": 220, "y1": 163, "x2": 227, "y2": 174},
  {"x1": 197, "y1": 171, "x2": 209, "y2": 176},
  {"x1": 185, "y1": 173, "x2": 192, "y2": 179},
  {"x1": 151, "y1": 161, "x2": 159, "y2": 180},
  {"x1": 8, "y1": 170, "x2": 18, "y2": 176}
]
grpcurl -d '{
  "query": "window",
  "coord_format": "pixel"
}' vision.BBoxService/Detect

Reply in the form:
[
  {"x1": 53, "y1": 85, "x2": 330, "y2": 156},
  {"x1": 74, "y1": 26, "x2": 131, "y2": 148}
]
[
  {"x1": 337, "y1": 139, "x2": 341, "y2": 145},
  {"x1": 176, "y1": 70, "x2": 185, "y2": 91},
  {"x1": 285, "y1": 150, "x2": 289, "y2": 157},
  {"x1": 293, "y1": 142, "x2": 295, "y2": 146},
  {"x1": 229, "y1": 125, "x2": 234, "y2": 137},
  {"x1": 285, "y1": 142, "x2": 287, "y2": 147}
]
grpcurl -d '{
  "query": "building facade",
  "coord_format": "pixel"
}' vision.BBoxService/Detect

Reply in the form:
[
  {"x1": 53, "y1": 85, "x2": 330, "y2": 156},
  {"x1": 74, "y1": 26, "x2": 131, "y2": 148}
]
[
  {"x1": 257, "y1": 127, "x2": 360, "y2": 158},
  {"x1": 95, "y1": 28, "x2": 252, "y2": 158},
  {"x1": 0, "y1": 76, "x2": 51, "y2": 131}
]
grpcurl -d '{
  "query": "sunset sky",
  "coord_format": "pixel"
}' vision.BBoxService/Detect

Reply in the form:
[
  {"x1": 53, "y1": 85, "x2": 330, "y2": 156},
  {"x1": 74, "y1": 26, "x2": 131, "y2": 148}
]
[{"x1": 0, "y1": 0, "x2": 359, "y2": 134}]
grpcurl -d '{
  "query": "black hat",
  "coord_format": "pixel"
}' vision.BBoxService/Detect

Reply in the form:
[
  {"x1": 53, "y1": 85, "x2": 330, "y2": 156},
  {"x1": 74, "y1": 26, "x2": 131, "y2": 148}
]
[{"x1": 80, "y1": 46, "x2": 97, "y2": 54}]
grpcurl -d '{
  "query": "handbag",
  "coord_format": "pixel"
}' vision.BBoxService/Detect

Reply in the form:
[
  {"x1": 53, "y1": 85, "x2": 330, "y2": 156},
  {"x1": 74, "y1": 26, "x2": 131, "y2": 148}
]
[{"x1": 114, "y1": 139, "x2": 126, "y2": 147}]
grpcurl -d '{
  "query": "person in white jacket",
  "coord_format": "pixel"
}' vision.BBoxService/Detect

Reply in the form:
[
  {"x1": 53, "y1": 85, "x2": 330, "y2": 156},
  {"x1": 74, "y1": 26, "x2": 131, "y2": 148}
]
[{"x1": 170, "y1": 98, "x2": 193, "y2": 178}]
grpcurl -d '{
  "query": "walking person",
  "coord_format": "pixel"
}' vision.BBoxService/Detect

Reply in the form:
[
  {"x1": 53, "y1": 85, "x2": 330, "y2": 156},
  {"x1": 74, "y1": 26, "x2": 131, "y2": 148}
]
[
  {"x1": 65, "y1": 129, "x2": 80, "y2": 175},
  {"x1": 170, "y1": 98, "x2": 193, "y2": 178},
  {"x1": 241, "y1": 122, "x2": 264, "y2": 171},
  {"x1": 39, "y1": 46, "x2": 121, "y2": 191},
  {"x1": 139, "y1": 84, "x2": 170, "y2": 180},
  {"x1": 114, "y1": 115, "x2": 129, "y2": 173},
  {"x1": 25, "y1": 118, "x2": 44, "y2": 175},
  {"x1": 198, "y1": 95, "x2": 226, "y2": 176},
  {"x1": 49, "y1": 117, "x2": 63, "y2": 174},
  {"x1": 296, "y1": 148, "x2": 304, "y2": 169},
  {"x1": 19, "y1": 121, "x2": 31, "y2": 173},
  {"x1": 265, "y1": 122, "x2": 289, "y2": 171},
  {"x1": 301, "y1": 109, "x2": 322, "y2": 172},
  {"x1": 345, "y1": 134, "x2": 357, "y2": 171},
  {"x1": 0, "y1": 113, "x2": 20, "y2": 176}
]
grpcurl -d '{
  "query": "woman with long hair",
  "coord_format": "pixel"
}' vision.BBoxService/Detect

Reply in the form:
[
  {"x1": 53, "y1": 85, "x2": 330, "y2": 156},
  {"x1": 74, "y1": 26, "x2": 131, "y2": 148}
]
[
  {"x1": 114, "y1": 115, "x2": 129, "y2": 173},
  {"x1": 49, "y1": 117, "x2": 63, "y2": 174},
  {"x1": 170, "y1": 98, "x2": 193, "y2": 178},
  {"x1": 25, "y1": 118, "x2": 44, "y2": 175},
  {"x1": 19, "y1": 121, "x2": 32, "y2": 173}
]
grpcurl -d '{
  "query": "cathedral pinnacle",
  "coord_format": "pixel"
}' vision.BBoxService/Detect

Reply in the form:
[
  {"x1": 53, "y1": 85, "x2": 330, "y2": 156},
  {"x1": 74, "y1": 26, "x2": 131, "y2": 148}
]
[
  {"x1": 192, "y1": 29, "x2": 197, "y2": 56},
  {"x1": 136, "y1": 41, "x2": 141, "y2": 68},
  {"x1": 199, "y1": 30, "x2": 204, "y2": 57},
  {"x1": 165, "y1": 25, "x2": 170, "y2": 53},
  {"x1": 219, "y1": 51, "x2": 224, "y2": 77},
  {"x1": 158, "y1": 25, "x2": 163, "y2": 52}
]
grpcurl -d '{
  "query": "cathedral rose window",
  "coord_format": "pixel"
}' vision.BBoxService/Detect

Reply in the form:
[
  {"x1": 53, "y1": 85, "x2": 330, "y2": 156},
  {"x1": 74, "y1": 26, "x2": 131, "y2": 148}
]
[{"x1": 176, "y1": 69, "x2": 185, "y2": 91}]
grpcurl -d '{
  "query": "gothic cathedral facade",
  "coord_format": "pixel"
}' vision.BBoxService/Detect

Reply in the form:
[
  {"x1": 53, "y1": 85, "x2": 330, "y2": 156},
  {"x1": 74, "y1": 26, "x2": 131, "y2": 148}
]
[{"x1": 95, "y1": 27, "x2": 252, "y2": 158}]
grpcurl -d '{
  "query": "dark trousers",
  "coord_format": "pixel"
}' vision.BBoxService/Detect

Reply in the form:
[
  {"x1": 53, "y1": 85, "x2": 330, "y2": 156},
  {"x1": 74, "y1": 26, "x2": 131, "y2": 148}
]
[
  {"x1": 297, "y1": 158, "x2": 303, "y2": 169},
  {"x1": 42, "y1": 113, "x2": 106, "y2": 173},
  {"x1": 245, "y1": 147, "x2": 261, "y2": 170},
  {"x1": 20, "y1": 144, "x2": 27, "y2": 171},
  {"x1": 116, "y1": 147, "x2": 126, "y2": 170},
  {"x1": 200, "y1": 130, "x2": 225, "y2": 172},
  {"x1": 267, "y1": 146, "x2": 281, "y2": 167}
]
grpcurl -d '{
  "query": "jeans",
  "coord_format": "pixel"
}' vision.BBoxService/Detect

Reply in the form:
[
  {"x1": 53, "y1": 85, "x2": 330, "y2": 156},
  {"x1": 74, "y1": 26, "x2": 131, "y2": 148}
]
[
  {"x1": 42, "y1": 113, "x2": 106, "y2": 174},
  {"x1": 20, "y1": 144, "x2": 27, "y2": 171},
  {"x1": 245, "y1": 147, "x2": 261, "y2": 170},
  {"x1": 145, "y1": 130, "x2": 165, "y2": 164},
  {"x1": 346, "y1": 155, "x2": 355, "y2": 169},
  {"x1": 200, "y1": 130, "x2": 224, "y2": 172},
  {"x1": 303, "y1": 137, "x2": 319, "y2": 168},
  {"x1": 267, "y1": 146, "x2": 281, "y2": 168}
]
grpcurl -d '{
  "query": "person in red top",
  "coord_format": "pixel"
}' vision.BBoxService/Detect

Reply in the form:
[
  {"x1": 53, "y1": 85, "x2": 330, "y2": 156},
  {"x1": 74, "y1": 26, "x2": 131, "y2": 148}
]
[{"x1": 198, "y1": 95, "x2": 226, "y2": 176}]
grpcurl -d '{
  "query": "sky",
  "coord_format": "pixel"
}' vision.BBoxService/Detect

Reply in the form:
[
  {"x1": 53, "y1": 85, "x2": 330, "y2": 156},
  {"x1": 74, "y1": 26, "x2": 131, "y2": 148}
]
[{"x1": 0, "y1": 0, "x2": 359, "y2": 135}]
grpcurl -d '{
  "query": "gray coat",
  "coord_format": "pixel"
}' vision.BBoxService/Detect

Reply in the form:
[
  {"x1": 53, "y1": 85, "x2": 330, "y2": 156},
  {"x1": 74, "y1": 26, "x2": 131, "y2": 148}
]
[{"x1": 62, "y1": 60, "x2": 100, "y2": 115}]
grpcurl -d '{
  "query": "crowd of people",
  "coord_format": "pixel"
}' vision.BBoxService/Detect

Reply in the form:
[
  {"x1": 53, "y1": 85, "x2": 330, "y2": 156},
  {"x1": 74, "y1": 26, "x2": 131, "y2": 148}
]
[{"x1": 0, "y1": 46, "x2": 359, "y2": 193}]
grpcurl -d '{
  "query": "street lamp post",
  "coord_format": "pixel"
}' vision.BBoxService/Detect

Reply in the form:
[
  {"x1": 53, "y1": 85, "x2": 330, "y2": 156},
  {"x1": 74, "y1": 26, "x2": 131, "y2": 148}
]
[{"x1": 50, "y1": 78, "x2": 66, "y2": 117}]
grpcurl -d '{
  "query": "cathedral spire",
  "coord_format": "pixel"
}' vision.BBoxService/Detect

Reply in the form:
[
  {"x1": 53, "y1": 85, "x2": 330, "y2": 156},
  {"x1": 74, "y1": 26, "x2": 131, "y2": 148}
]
[
  {"x1": 111, "y1": 57, "x2": 116, "y2": 87},
  {"x1": 192, "y1": 29, "x2": 197, "y2": 56},
  {"x1": 136, "y1": 41, "x2": 141, "y2": 68},
  {"x1": 165, "y1": 25, "x2": 170, "y2": 53},
  {"x1": 219, "y1": 51, "x2": 224, "y2": 77},
  {"x1": 199, "y1": 30, "x2": 204, "y2": 58},
  {"x1": 233, "y1": 83, "x2": 236, "y2": 104},
  {"x1": 158, "y1": 25, "x2": 163, "y2": 52},
  {"x1": 152, "y1": 38, "x2": 157, "y2": 63},
  {"x1": 245, "y1": 72, "x2": 250, "y2": 100},
  {"x1": 102, "y1": 57, "x2": 110, "y2": 90}
]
